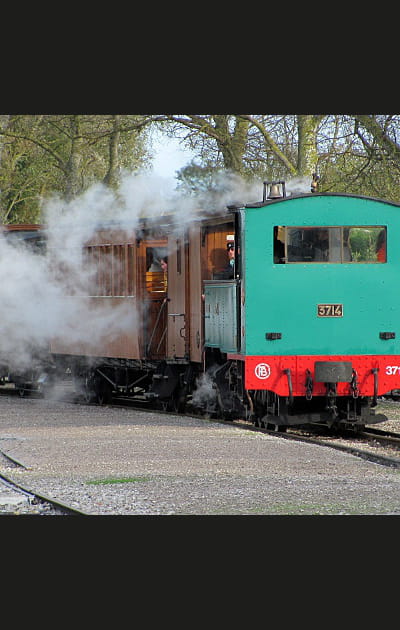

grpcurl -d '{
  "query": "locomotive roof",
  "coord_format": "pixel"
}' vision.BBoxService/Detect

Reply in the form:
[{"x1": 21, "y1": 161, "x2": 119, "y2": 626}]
[{"x1": 244, "y1": 191, "x2": 400, "y2": 209}]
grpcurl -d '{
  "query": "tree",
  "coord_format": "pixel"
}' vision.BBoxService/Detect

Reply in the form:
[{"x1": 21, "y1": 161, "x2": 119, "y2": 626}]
[
  {"x1": 0, "y1": 115, "x2": 151, "y2": 222},
  {"x1": 354, "y1": 115, "x2": 400, "y2": 165},
  {"x1": 315, "y1": 115, "x2": 400, "y2": 200},
  {"x1": 167, "y1": 114, "x2": 400, "y2": 201},
  {"x1": 3, "y1": 114, "x2": 400, "y2": 224},
  {"x1": 161, "y1": 114, "x2": 326, "y2": 181},
  {"x1": 0, "y1": 115, "x2": 59, "y2": 222},
  {"x1": 176, "y1": 160, "x2": 222, "y2": 195},
  {"x1": 103, "y1": 114, "x2": 121, "y2": 188}
]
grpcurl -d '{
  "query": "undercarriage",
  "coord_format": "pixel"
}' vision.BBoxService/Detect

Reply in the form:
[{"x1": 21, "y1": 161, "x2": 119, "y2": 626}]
[
  {"x1": 2, "y1": 354, "x2": 389, "y2": 432},
  {"x1": 191, "y1": 357, "x2": 389, "y2": 430}
]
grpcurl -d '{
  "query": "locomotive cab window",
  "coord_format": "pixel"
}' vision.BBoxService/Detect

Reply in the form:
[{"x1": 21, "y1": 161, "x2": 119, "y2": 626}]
[{"x1": 273, "y1": 226, "x2": 386, "y2": 264}]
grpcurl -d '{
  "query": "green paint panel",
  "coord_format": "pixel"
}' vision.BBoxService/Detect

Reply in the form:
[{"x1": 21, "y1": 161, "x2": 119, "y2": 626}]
[
  {"x1": 243, "y1": 194, "x2": 400, "y2": 356},
  {"x1": 204, "y1": 280, "x2": 238, "y2": 352}
]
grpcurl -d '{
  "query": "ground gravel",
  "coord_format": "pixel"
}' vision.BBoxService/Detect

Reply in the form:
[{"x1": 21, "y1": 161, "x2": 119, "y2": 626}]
[{"x1": 1, "y1": 390, "x2": 400, "y2": 515}]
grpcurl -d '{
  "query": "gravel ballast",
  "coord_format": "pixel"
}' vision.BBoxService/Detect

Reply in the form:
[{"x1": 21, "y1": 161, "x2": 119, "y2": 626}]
[{"x1": 1, "y1": 392, "x2": 400, "y2": 515}]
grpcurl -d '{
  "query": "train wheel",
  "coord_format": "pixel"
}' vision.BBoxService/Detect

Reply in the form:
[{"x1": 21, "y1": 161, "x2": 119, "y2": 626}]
[
  {"x1": 96, "y1": 390, "x2": 106, "y2": 405},
  {"x1": 38, "y1": 376, "x2": 55, "y2": 399},
  {"x1": 167, "y1": 399, "x2": 179, "y2": 413},
  {"x1": 96, "y1": 384, "x2": 113, "y2": 406},
  {"x1": 164, "y1": 386, "x2": 187, "y2": 413},
  {"x1": 264, "y1": 421, "x2": 287, "y2": 432},
  {"x1": 83, "y1": 389, "x2": 95, "y2": 403},
  {"x1": 82, "y1": 378, "x2": 95, "y2": 403},
  {"x1": 176, "y1": 386, "x2": 188, "y2": 413}
]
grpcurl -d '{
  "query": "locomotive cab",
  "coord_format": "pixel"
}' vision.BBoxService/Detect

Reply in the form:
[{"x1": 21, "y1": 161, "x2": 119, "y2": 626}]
[
  {"x1": 198, "y1": 182, "x2": 400, "y2": 429},
  {"x1": 242, "y1": 189, "x2": 399, "y2": 429}
]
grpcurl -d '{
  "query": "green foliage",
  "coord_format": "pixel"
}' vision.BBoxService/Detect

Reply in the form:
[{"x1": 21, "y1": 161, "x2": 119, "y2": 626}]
[
  {"x1": 349, "y1": 227, "x2": 381, "y2": 261},
  {"x1": 2, "y1": 114, "x2": 400, "y2": 224},
  {"x1": 173, "y1": 115, "x2": 400, "y2": 202},
  {"x1": 0, "y1": 115, "x2": 151, "y2": 223},
  {"x1": 175, "y1": 160, "x2": 225, "y2": 195},
  {"x1": 318, "y1": 152, "x2": 400, "y2": 201}
]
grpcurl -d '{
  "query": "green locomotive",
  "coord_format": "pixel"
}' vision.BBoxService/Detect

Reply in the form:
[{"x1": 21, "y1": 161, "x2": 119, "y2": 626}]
[{"x1": 203, "y1": 181, "x2": 400, "y2": 429}]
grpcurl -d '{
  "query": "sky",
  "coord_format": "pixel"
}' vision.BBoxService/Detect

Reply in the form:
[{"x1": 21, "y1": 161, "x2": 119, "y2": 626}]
[{"x1": 151, "y1": 135, "x2": 195, "y2": 181}]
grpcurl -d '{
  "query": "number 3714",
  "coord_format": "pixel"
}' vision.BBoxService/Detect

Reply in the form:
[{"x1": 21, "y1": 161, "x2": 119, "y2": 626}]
[{"x1": 386, "y1": 365, "x2": 400, "y2": 375}]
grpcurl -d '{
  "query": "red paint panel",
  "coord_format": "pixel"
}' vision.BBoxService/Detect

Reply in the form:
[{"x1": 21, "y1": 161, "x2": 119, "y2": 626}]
[{"x1": 244, "y1": 355, "x2": 400, "y2": 397}]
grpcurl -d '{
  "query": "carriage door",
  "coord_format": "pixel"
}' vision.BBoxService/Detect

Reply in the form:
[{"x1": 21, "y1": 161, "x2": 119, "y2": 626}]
[
  {"x1": 141, "y1": 239, "x2": 168, "y2": 358},
  {"x1": 167, "y1": 231, "x2": 187, "y2": 359}
]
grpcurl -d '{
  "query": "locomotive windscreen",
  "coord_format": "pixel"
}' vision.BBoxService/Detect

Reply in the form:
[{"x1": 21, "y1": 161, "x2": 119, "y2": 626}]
[{"x1": 273, "y1": 226, "x2": 386, "y2": 264}]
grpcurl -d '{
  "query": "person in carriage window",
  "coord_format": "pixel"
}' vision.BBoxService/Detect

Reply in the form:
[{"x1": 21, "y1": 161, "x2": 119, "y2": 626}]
[
  {"x1": 160, "y1": 256, "x2": 168, "y2": 272},
  {"x1": 313, "y1": 230, "x2": 329, "y2": 261},
  {"x1": 225, "y1": 242, "x2": 235, "y2": 277}
]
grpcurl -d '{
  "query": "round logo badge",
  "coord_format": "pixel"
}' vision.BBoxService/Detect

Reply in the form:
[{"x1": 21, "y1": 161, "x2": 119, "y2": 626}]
[{"x1": 255, "y1": 363, "x2": 271, "y2": 379}]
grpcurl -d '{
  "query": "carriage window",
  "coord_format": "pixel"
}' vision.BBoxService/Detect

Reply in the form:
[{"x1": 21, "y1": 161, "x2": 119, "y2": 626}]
[
  {"x1": 86, "y1": 244, "x2": 133, "y2": 296},
  {"x1": 146, "y1": 246, "x2": 168, "y2": 293},
  {"x1": 274, "y1": 226, "x2": 386, "y2": 264}
]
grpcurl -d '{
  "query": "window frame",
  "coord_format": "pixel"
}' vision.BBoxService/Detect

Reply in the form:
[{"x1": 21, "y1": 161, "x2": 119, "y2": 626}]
[{"x1": 273, "y1": 225, "x2": 387, "y2": 264}]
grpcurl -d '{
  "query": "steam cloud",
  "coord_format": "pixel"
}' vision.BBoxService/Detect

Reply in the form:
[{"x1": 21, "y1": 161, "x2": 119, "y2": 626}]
[{"x1": 0, "y1": 172, "x2": 311, "y2": 373}]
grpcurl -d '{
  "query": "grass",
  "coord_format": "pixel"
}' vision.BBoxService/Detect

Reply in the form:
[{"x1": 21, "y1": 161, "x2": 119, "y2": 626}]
[{"x1": 86, "y1": 476, "x2": 150, "y2": 485}]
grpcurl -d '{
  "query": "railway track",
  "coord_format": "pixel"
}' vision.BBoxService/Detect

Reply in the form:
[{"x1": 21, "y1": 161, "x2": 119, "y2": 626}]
[
  {"x1": 360, "y1": 426, "x2": 400, "y2": 447},
  {"x1": 1, "y1": 386, "x2": 400, "y2": 516},
  {"x1": 6, "y1": 383, "x2": 400, "y2": 470},
  {"x1": 0, "y1": 449, "x2": 87, "y2": 515},
  {"x1": 111, "y1": 394, "x2": 400, "y2": 469},
  {"x1": 223, "y1": 421, "x2": 400, "y2": 469}
]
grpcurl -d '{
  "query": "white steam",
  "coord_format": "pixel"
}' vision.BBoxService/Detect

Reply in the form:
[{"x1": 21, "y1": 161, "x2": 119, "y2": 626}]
[
  {"x1": 191, "y1": 372, "x2": 217, "y2": 412},
  {"x1": 0, "y1": 172, "x2": 311, "y2": 373},
  {"x1": 285, "y1": 176, "x2": 313, "y2": 195}
]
